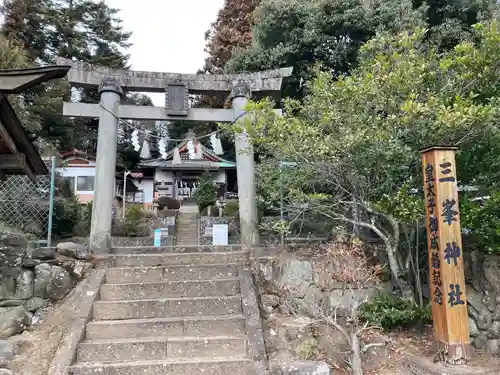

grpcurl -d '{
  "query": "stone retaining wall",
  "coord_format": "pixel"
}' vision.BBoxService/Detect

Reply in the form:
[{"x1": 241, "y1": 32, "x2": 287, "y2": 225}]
[{"x1": 0, "y1": 234, "x2": 93, "y2": 339}]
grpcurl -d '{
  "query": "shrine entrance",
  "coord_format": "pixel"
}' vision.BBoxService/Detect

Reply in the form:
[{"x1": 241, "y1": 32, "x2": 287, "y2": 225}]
[{"x1": 58, "y1": 56, "x2": 292, "y2": 252}]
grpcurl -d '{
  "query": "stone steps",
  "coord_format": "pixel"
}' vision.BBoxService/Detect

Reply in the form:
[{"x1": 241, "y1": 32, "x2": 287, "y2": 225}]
[
  {"x1": 176, "y1": 212, "x2": 199, "y2": 246},
  {"x1": 105, "y1": 264, "x2": 240, "y2": 283},
  {"x1": 85, "y1": 315, "x2": 246, "y2": 340},
  {"x1": 110, "y1": 245, "x2": 242, "y2": 254},
  {"x1": 70, "y1": 357, "x2": 253, "y2": 375},
  {"x1": 103, "y1": 251, "x2": 249, "y2": 267},
  {"x1": 76, "y1": 335, "x2": 248, "y2": 363},
  {"x1": 71, "y1": 245, "x2": 262, "y2": 375},
  {"x1": 93, "y1": 295, "x2": 243, "y2": 320},
  {"x1": 99, "y1": 278, "x2": 240, "y2": 300}
]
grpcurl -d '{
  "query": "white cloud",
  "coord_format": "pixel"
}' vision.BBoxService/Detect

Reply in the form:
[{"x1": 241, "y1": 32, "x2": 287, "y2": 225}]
[{"x1": 103, "y1": 0, "x2": 225, "y2": 105}]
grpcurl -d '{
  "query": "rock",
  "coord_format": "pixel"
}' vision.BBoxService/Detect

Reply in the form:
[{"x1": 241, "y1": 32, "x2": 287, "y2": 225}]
[
  {"x1": 24, "y1": 297, "x2": 45, "y2": 312},
  {"x1": 0, "y1": 299, "x2": 25, "y2": 309},
  {"x1": 278, "y1": 258, "x2": 313, "y2": 298},
  {"x1": 0, "y1": 358, "x2": 9, "y2": 368},
  {"x1": 258, "y1": 262, "x2": 274, "y2": 283},
  {"x1": 486, "y1": 339, "x2": 499, "y2": 355},
  {"x1": 262, "y1": 294, "x2": 281, "y2": 308},
  {"x1": 59, "y1": 259, "x2": 75, "y2": 274},
  {"x1": 0, "y1": 275, "x2": 16, "y2": 300},
  {"x1": 467, "y1": 286, "x2": 493, "y2": 330},
  {"x1": 56, "y1": 242, "x2": 92, "y2": 260},
  {"x1": 0, "y1": 340, "x2": 14, "y2": 361},
  {"x1": 279, "y1": 361, "x2": 330, "y2": 375},
  {"x1": 304, "y1": 285, "x2": 324, "y2": 317},
  {"x1": 31, "y1": 247, "x2": 56, "y2": 260},
  {"x1": 0, "y1": 232, "x2": 27, "y2": 248},
  {"x1": 14, "y1": 270, "x2": 33, "y2": 300},
  {"x1": 483, "y1": 256, "x2": 500, "y2": 294},
  {"x1": 33, "y1": 264, "x2": 52, "y2": 298},
  {"x1": 469, "y1": 317, "x2": 480, "y2": 337},
  {"x1": 22, "y1": 259, "x2": 40, "y2": 268},
  {"x1": 0, "y1": 306, "x2": 30, "y2": 338},
  {"x1": 71, "y1": 260, "x2": 92, "y2": 279},
  {"x1": 473, "y1": 335, "x2": 488, "y2": 350},
  {"x1": 488, "y1": 321, "x2": 500, "y2": 339},
  {"x1": 0, "y1": 369, "x2": 12, "y2": 375},
  {"x1": 323, "y1": 286, "x2": 382, "y2": 317},
  {"x1": 46, "y1": 266, "x2": 73, "y2": 300},
  {"x1": 0, "y1": 246, "x2": 27, "y2": 269}
]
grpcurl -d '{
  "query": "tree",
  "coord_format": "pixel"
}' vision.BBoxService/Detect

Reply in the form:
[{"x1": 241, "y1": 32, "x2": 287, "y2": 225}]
[
  {"x1": 203, "y1": 0, "x2": 260, "y2": 74},
  {"x1": 1, "y1": 0, "x2": 136, "y2": 158},
  {"x1": 227, "y1": 0, "x2": 375, "y2": 98},
  {"x1": 240, "y1": 22, "x2": 500, "y2": 298},
  {"x1": 225, "y1": 0, "x2": 498, "y2": 99},
  {"x1": 0, "y1": 35, "x2": 44, "y2": 135},
  {"x1": 412, "y1": 0, "x2": 498, "y2": 50}
]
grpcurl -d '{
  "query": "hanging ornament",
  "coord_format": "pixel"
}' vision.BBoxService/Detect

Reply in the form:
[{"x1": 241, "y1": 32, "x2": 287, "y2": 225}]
[
  {"x1": 159, "y1": 137, "x2": 168, "y2": 159},
  {"x1": 140, "y1": 139, "x2": 151, "y2": 159},
  {"x1": 210, "y1": 133, "x2": 224, "y2": 155},
  {"x1": 195, "y1": 142, "x2": 203, "y2": 159},
  {"x1": 172, "y1": 147, "x2": 181, "y2": 164},
  {"x1": 187, "y1": 140, "x2": 196, "y2": 160},
  {"x1": 131, "y1": 129, "x2": 140, "y2": 151}
]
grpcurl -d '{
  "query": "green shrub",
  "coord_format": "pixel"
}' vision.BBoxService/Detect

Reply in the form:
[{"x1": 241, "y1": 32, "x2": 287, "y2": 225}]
[
  {"x1": 460, "y1": 191, "x2": 500, "y2": 254},
  {"x1": 194, "y1": 174, "x2": 217, "y2": 213},
  {"x1": 359, "y1": 293, "x2": 432, "y2": 329},
  {"x1": 53, "y1": 197, "x2": 81, "y2": 237},
  {"x1": 124, "y1": 204, "x2": 144, "y2": 236}
]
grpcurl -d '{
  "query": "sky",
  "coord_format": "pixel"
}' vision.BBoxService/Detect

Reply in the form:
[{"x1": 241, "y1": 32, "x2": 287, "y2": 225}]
[{"x1": 103, "y1": 0, "x2": 225, "y2": 105}]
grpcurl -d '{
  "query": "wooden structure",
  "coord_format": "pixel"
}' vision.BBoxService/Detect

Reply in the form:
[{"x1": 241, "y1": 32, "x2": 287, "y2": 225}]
[
  {"x1": 421, "y1": 146, "x2": 471, "y2": 363},
  {"x1": 0, "y1": 65, "x2": 70, "y2": 180}
]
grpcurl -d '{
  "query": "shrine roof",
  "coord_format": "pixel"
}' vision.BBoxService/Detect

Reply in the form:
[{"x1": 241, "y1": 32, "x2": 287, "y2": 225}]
[
  {"x1": 0, "y1": 64, "x2": 70, "y2": 180},
  {"x1": 139, "y1": 138, "x2": 235, "y2": 169},
  {"x1": 139, "y1": 160, "x2": 235, "y2": 170}
]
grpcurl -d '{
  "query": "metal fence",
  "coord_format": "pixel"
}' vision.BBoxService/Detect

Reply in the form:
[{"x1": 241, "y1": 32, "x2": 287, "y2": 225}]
[{"x1": 0, "y1": 158, "x2": 56, "y2": 245}]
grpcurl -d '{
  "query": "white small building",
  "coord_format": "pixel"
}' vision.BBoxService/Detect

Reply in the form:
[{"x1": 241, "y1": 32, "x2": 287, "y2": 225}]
[
  {"x1": 138, "y1": 137, "x2": 236, "y2": 206},
  {"x1": 56, "y1": 150, "x2": 100, "y2": 203},
  {"x1": 56, "y1": 137, "x2": 236, "y2": 208}
]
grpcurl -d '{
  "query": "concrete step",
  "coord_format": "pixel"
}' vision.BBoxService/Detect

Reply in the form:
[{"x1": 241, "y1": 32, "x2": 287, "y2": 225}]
[
  {"x1": 110, "y1": 245, "x2": 242, "y2": 254},
  {"x1": 85, "y1": 315, "x2": 246, "y2": 340},
  {"x1": 70, "y1": 358, "x2": 252, "y2": 375},
  {"x1": 93, "y1": 295, "x2": 242, "y2": 320},
  {"x1": 106, "y1": 264, "x2": 240, "y2": 283},
  {"x1": 100, "y1": 278, "x2": 240, "y2": 300},
  {"x1": 77, "y1": 335, "x2": 247, "y2": 363},
  {"x1": 105, "y1": 251, "x2": 248, "y2": 267}
]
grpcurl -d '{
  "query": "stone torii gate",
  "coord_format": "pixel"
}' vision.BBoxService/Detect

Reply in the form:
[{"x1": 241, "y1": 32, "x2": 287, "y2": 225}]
[{"x1": 57, "y1": 57, "x2": 292, "y2": 252}]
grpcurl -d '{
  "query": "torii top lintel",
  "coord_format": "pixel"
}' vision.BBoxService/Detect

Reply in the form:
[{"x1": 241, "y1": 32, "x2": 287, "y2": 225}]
[{"x1": 56, "y1": 57, "x2": 293, "y2": 95}]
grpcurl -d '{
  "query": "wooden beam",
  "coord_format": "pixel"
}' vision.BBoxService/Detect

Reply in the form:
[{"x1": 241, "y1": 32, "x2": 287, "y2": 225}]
[
  {"x1": 0, "y1": 153, "x2": 26, "y2": 170},
  {"x1": 0, "y1": 153, "x2": 35, "y2": 180},
  {"x1": 0, "y1": 121, "x2": 18, "y2": 155},
  {"x1": 0, "y1": 95, "x2": 47, "y2": 176},
  {"x1": 63, "y1": 102, "x2": 283, "y2": 122},
  {"x1": 0, "y1": 65, "x2": 70, "y2": 94},
  {"x1": 421, "y1": 146, "x2": 471, "y2": 363}
]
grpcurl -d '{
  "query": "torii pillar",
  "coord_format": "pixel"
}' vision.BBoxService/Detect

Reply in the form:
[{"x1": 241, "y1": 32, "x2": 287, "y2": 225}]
[
  {"x1": 90, "y1": 78, "x2": 123, "y2": 253},
  {"x1": 231, "y1": 80, "x2": 259, "y2": 248}
]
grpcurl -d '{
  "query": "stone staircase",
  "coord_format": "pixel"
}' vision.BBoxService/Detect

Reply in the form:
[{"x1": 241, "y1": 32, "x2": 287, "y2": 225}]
[
  {"x1": 69, "y1": 246, "x2": 265, "y2": 375},
  {"x1": 176, "y1": 212, "x2": 199, "y2": 246}
]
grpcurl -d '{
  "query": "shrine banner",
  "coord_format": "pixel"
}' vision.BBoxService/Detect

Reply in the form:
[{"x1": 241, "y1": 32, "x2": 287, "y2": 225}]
[{"x1": 420, "y1": 146, "x2": 470, "y2": 362}]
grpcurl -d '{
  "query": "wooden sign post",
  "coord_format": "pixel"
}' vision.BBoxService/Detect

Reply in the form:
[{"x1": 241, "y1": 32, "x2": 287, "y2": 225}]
[{"x1": 421, "y1": 146, "x2": 471, "y2": 363}]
